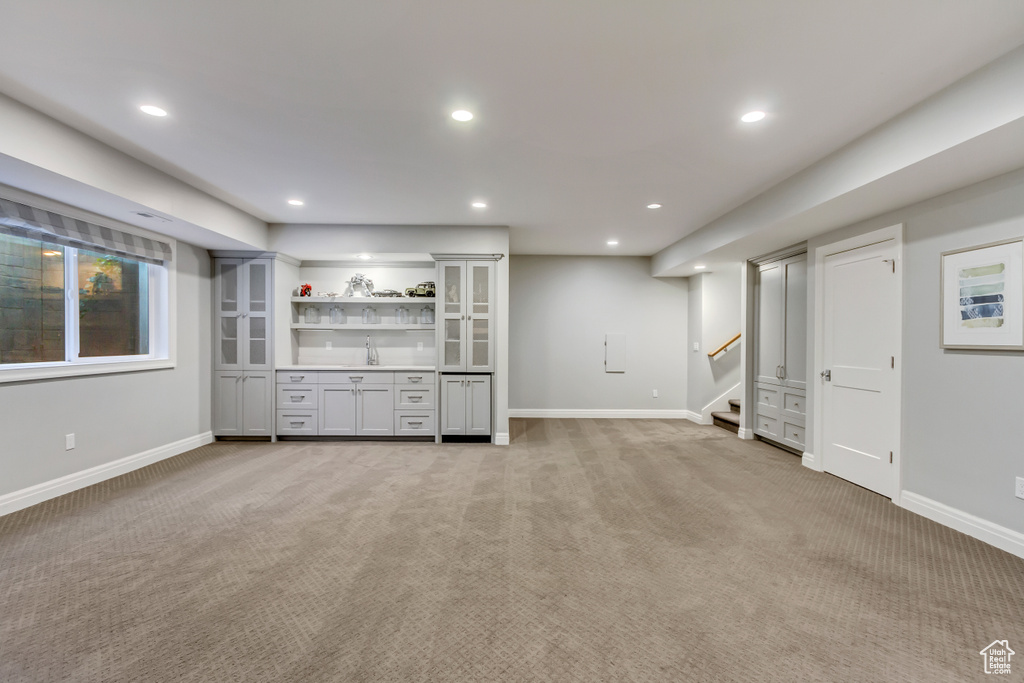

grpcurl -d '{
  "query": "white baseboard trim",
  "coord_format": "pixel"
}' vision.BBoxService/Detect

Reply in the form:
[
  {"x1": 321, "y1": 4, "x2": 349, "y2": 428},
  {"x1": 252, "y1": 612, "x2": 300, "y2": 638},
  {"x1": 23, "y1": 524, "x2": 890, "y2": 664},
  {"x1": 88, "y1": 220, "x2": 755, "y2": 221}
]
[
  {"x1": 0, "y1": 431, "x2": 214, "y2": 518},
  {"x1": 802, "y1": 451, "x2": 820, "y2": 470},
  {"x1": 900, "y1": 491, "x2": 1024, "y2": 560},
  {"x1": 508, "y1": 409, "x2": 690, "y2": 420},
  {"x1": 738, "y1": 427, "x2": 754, "y2": 440},
  {"x1": 494, "y1": 432, "x2": 510, "y2": 446},
  {"x1": 682, "y1": 410, "x2": 703, "y2": 424}
]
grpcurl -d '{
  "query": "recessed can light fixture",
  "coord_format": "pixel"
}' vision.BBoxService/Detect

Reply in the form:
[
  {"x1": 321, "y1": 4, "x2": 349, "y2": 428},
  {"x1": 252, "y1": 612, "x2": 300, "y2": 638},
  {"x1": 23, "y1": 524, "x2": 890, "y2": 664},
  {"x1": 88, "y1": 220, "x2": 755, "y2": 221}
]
[
  {"x1": 607, "y1": 240, "x2": 619, "y2": 246},
  {"x1": 140, "y1": 105, "x2": 168, "y2": 117},
  {"x1": 694, "y1": 264, "x2": 707, "y2": 270},
  {"x1": 356, "y1": 254, "x2": 373, "y2": 260},
  {"x1": 452, "y1": 110, "x2": 474, "y2": 122},
  {"x1": 471, "y1": 201, "x2": 487, "y2": 209},
  {"x1": 287, "y1": 199, "x2": 305, "y2": 206},
  {"x1": 647, "y1": 203, "x2": 662, "y2": 209},
  {"x1": 43, "y1": 250, "x2": 61, "y2": 256},
  {"x1": 741, "y1": 110, "x2": 766, "y2": 123}
]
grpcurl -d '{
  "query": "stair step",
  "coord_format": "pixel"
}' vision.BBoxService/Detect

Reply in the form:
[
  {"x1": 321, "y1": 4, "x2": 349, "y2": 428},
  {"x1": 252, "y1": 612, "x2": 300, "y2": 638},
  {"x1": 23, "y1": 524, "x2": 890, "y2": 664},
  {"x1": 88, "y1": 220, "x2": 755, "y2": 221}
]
[
  {"x1": 728, "y1": 398, "x2": 740, "y2": 413},
  {"x1": 711, "y1": 410, "x2": 740, "y2": 434}
]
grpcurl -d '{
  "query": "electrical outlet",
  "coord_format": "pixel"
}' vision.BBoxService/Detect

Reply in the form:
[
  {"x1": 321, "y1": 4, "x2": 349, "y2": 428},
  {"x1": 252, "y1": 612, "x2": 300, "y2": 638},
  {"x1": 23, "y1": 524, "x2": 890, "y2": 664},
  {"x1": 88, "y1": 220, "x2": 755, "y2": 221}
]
[
  {"x1": 326, "y1": 341, "x2": 332, "y2": 350},
  {"x1": 1016, "y1": 477, "x2": 1024, "y2": 500},
  {"x1": 65, "y1": 433, "x2": 75, "y2": 451},
  {"x1": 417, "y1": 342, "x2": 423, "y2": 351},
  {"x1": 652, "y1": 389, "x2": 658, "y2": 398}
]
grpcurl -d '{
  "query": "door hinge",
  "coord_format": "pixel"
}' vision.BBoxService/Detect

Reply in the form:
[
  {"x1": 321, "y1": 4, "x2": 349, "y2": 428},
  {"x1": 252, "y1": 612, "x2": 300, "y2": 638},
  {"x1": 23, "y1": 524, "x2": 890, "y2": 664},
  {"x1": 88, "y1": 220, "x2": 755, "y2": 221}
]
[
  {"x1": 883, "y1": 258, "x2": 895, "y2": 273},
  {"x1": 891, "y1": 356, "x2": 894, "y2": 369},
  {"x1": 889, "y1": 451, "x2": 893, "y2": 464}
]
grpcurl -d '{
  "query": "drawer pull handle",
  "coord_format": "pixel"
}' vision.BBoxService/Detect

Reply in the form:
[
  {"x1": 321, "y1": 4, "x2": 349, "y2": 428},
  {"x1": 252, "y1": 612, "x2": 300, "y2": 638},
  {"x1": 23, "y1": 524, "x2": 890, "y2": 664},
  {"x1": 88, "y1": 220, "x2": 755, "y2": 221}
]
[
  {"x1": 409, "y1": 421, "x2": 423, "y2": 425},
  {"x1": 290, "y1": 421, "x2": 303, "y2": 427},
  {"x1": 291, "y1": 396, "x2": 302, "y2": 402},
  {"x1": 408, "y1": 376, "x2": 422, "y2": 382},
  {"x1": 351, "y1": 376, "x2": 363, "y2": 382},
  {"x1": 409, "y1": 396, "x2": 422, "y2": 401},
  {"x1": 291, "y1": 375, "x2": 303, "y2": 381}
]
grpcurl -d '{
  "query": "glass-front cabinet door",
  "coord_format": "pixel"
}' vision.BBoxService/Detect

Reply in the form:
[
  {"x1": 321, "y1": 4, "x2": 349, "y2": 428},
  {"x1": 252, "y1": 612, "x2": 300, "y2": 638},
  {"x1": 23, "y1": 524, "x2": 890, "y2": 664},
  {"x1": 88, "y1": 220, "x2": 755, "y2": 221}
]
[
  {"x1": 467, "y1": 261, "x2": 494, "y2": 372},
  {"x1": 440, "y1": 262, "x2": 466, "y2": 372},
  {"x1": 243, "y1": 259, "x2": 272, "y2": 371},
  {"x1": 215, "y1": 259, "x2": 243, "y2": 370}
]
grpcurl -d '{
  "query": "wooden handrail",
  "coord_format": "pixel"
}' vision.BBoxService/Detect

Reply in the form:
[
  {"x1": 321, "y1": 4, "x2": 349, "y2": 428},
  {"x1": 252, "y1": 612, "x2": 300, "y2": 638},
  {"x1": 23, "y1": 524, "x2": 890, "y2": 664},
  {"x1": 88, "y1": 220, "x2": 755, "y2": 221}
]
[{"x1": 708, "y1": 333, "x2": 741, "y2": 358}]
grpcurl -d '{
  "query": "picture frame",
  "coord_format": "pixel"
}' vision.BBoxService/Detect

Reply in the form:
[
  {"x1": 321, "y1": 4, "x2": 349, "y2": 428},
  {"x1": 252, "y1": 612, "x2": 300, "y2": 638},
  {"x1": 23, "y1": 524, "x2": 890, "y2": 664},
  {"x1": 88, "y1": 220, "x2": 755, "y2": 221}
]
[{"x1": 940, "y1": 237, "x2": 1024, "y2": 350}]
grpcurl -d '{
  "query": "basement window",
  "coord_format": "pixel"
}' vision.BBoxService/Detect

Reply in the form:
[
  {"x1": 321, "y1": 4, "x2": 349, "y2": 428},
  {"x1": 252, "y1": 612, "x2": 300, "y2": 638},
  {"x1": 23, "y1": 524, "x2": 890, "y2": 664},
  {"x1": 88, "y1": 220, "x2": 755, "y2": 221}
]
[{"x1": 0, "y1": 193, "x2": 174, "y2": 382}]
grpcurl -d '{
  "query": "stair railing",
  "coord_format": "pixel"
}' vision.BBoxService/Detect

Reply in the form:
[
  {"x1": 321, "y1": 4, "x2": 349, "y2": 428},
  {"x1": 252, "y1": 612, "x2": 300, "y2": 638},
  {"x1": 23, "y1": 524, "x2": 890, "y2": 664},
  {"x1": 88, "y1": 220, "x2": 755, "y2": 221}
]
[{"x1": 708, "y1": 333, "x2": 741, "y2": 359}]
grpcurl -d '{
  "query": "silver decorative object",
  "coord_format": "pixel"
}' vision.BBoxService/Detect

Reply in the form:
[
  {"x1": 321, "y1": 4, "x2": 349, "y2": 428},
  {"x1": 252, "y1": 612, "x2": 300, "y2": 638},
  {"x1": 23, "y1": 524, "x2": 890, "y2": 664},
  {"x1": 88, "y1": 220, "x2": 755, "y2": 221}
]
[{"x1": 347, "y1": 273, "x2": 375, "y2": 297}]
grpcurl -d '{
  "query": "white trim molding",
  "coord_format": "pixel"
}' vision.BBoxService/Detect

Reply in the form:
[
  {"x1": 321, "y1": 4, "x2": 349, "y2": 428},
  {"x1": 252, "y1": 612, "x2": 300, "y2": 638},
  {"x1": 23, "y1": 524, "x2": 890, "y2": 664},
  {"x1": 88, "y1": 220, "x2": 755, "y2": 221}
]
[
  {"x1": 494, "y1": 432, "x2": 510, "y2": 446},
  {"x1": 802, "y1": 451, "x2": 820, "y2": 471},
  {"x1": 700, "y1": 382, "x2": 742, "y2": 424},
  {"x1": 0, "y1": 431, "x2": 214, "y2": 517},
  {"x1": 508, "y1": 409, "x2": 690, "y2": 420},
  {"x1": 900, "y1": 491, "x2": 1024, "y2": 560},
  {"x1": 738, "y1": 427, "x2": 754, "y2": 440}
]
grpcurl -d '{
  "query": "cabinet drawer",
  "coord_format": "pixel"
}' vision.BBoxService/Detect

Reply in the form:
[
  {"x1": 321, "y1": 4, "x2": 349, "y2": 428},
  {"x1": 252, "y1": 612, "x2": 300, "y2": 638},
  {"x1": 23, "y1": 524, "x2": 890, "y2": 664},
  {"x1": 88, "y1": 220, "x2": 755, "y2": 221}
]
[
  {"x1": 756, "y1": 385, "x2": 779, "y2": 409},
  {"x1": 319, "y1": 371, "x2": 394, "y2": 384},
  {"x1": 395, "y1": 384, "x2": 435, "y2": 410},
  {"x1": 782, "y1": 421, "x2": 805, "y2": 449},
  {"x1": 395, "y1": 411, "x2": 435, "y2": 436},
  {"x1": 277, "y1": 410, "x2": 318, "y2": 435},
  {"x1": 277, "y1": 371, "x2": 318, "y2": 384},
  {"x1": 755, "y1": 413, "x2": 779, "y2": 439},
  {"x1": 277, "y1": 384, "x2": 318, "y2": 409},
  {"x1": 782, "y1": 390, "x2": 806, "y2": 416},
  {"x1": 395, "y1": 371, "x2": 435, "y2": 385}
]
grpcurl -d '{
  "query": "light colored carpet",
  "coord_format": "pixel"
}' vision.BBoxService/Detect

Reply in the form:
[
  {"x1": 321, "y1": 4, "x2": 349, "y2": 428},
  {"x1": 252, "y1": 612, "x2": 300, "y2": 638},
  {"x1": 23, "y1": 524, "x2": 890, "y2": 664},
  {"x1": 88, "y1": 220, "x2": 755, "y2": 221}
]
[{"x1": 1, "y1": 418, "x2": 1021, "y2": 682}]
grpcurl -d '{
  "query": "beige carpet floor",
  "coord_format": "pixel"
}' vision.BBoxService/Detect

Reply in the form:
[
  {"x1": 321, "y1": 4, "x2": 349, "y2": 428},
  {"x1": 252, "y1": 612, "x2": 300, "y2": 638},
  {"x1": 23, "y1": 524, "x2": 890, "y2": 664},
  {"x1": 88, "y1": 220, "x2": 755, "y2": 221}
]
[{"x1": 1, "y1": 418, "x2": 1022, "y2": 682}]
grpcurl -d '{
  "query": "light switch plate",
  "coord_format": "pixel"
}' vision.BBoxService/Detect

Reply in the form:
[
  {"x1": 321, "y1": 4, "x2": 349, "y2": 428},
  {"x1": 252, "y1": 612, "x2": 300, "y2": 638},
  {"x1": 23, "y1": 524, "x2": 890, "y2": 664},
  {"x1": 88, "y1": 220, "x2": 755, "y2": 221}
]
[
  {"x1": 693, "y1": 342, "x2": 699, "y2": 352},
  {"x1": 65, "y1": 433, "x2": 75, "y2": 451},
  {"x1": 1016, "y1": 477, "x2": 1024, "y2": 500}
]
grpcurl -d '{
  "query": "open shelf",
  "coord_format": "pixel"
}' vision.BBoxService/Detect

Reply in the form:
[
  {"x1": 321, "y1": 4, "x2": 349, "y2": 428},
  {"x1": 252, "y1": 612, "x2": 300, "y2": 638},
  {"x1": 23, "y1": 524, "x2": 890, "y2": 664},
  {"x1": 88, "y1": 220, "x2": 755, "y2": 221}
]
[
  {"x1": 292, "y1": 297, "x2": 436, "y2": 304},
  {"x1": 291, "y1": 323, "x2": 435, "y2": 331}
]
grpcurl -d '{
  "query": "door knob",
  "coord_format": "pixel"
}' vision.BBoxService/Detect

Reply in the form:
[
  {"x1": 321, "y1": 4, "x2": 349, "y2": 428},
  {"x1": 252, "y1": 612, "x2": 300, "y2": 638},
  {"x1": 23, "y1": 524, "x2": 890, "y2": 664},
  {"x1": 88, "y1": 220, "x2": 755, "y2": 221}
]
[{"x1": 820, "y1": 369, "x2": 831, "y2": 381}]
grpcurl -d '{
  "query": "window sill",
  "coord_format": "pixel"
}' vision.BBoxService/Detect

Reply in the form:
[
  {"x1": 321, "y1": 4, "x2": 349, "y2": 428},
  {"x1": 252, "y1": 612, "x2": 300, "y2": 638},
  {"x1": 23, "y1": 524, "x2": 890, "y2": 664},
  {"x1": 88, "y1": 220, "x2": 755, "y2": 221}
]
[{"x1": 0, "y1": 359, "x2": 175, "y2": 384}]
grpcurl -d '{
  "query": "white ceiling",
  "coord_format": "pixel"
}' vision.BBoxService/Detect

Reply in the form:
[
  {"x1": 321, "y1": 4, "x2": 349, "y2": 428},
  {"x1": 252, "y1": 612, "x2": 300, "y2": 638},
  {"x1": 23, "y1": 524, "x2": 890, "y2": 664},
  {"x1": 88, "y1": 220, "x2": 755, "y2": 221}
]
[{"x1": 1, "y1": 1, "x2": 1024, "y2": 256}]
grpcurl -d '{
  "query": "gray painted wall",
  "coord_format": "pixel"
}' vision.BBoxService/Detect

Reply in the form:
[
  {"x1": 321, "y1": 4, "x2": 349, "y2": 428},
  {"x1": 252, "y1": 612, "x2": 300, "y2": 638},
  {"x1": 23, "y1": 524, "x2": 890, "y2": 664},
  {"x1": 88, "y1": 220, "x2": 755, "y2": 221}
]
[
  {"x1": 509, "y1": 256, "x2": 687, "y2": 412},
  {"x1": 0, "y1": 241, "x2": 212, "y2": 497},
  {"x1": 686, "y1": 264, "x2": 743, "y2": 415},
  {"x1": 805, "y1": 167, "x2": 1024, "y2": 535}
]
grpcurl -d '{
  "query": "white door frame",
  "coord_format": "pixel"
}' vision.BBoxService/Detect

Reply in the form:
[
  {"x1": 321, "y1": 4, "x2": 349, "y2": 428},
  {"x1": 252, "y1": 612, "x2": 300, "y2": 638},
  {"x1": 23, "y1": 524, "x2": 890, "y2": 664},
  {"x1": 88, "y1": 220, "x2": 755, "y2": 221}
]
[{"x1": 810, "y1": 223, "x2": 904, "y2": 504}]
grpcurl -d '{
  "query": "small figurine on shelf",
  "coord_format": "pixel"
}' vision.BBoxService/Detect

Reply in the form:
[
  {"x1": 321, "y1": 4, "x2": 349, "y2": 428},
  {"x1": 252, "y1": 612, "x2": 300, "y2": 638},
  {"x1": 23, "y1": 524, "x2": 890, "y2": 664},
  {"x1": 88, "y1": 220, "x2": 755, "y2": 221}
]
[{"x1": 299, "y1": 283, "x2": 312, "y2": 297}]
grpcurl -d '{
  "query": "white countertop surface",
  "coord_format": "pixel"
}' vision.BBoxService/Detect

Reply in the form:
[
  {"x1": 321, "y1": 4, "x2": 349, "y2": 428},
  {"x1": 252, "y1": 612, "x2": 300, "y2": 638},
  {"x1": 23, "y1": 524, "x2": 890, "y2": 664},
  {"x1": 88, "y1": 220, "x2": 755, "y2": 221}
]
[{"x1": 277, "y1": 365, "x2": 436, "y2": 372}]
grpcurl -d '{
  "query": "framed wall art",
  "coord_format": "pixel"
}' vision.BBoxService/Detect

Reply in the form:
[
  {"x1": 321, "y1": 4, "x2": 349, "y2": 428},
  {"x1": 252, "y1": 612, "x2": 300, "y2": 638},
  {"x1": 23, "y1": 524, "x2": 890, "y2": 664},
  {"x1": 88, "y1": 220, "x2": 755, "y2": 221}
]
[{"x1": 940, "y1": 237, "x2": 1024, "y2": 350}]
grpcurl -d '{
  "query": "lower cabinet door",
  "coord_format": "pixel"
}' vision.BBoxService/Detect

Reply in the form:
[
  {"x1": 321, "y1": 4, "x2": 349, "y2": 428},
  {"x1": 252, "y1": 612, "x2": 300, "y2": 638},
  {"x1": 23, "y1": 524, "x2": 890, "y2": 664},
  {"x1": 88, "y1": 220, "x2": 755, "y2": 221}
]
[
  {"x1": 320, "y1": 384, "x2": 357, "y2": 435},
  {"x1": 440, "y1": 376, "x2": 468, "y2": 435},
  {"x1": 213, "y1": 371, "x2": 243, "y2": 436},
  {"x1": 356, "y1": 384, "x2": 394, "y2": 436},
  {"x1": 277, "y1": 410, "x2": 318, "y2": 436},
  {"x1": 242, "y1": 372, "x2": 273, "y2": 436},
  {"x1": 465, "y1": 375, "x2": 492, "y2": 436}
]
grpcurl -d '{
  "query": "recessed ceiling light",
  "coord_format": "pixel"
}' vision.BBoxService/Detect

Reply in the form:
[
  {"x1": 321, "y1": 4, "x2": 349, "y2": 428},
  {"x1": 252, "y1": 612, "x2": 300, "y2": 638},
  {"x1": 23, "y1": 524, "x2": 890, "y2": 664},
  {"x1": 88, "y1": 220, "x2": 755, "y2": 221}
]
[
  {"x1": 607, "y1": 240, "x2": 619, "y2": 246},
  {"x1": 287, "y1": 199, "x2": 304, "y2": 206},
  {"x1": 43, "y1": 250, "x2": 61, "y2": 256},
  {"x1": 471, "y1": 201, "x2": 487, "y2": 209},
  {"x1": 139, "y1": 105, "x2": 168, "y2": 117},
  {"x1": 741, "y1": 110, "x2": 766, "y2": 123},
  {"x1": 356, "y1": 254, "x2": 373, "y2": 260},
  {"x1": 647, "y1": 203, "x2": 662, "y2": 209},
  {"x1": 452, "y1": 110, "x2": 474, "y2": 122},
  {"x1": 695, "y1": 265, "x2": 707, "y2": 270}
]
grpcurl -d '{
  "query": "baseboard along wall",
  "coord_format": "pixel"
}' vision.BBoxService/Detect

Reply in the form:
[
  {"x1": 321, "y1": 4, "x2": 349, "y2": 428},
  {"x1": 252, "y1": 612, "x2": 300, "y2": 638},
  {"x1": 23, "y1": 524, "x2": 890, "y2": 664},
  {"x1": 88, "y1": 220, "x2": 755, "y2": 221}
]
[
  {"x1": 0, "y1": 431, "x2": 214, "y2": 518},
  {"x1": 508, "y1": 409, "x2": 692, "y2": 420},
  {"x1": 899, "y1": 491, "x2": 1024, "y2": 560}
]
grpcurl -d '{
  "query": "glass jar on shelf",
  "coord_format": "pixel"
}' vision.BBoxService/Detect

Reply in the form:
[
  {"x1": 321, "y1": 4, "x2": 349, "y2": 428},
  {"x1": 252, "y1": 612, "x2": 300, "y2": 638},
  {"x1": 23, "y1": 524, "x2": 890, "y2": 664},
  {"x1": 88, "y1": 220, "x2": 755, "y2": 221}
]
[
  {"x1": 396, "y1": 306, "x2": 410, "y2": 325},
  {"x1": 304, "y1": 306, "x2": 321, "y2": 324},
  {"x1": 362, "y1": 305, "x2": 378, "y2": 324},
  {"x1": 420, "y1": 306, "x2": 434, "y2": 324},
  {"x1": 329, "y1": 305, "x2": 344, "y2": 325}
]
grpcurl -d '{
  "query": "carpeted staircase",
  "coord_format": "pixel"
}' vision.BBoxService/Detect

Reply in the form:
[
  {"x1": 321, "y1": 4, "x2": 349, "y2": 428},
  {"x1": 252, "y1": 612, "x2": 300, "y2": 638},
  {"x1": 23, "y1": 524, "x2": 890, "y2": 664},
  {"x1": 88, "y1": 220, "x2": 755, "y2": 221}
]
[{"x1": 711, "y1": 398, "x2": 740, "y2": 433}]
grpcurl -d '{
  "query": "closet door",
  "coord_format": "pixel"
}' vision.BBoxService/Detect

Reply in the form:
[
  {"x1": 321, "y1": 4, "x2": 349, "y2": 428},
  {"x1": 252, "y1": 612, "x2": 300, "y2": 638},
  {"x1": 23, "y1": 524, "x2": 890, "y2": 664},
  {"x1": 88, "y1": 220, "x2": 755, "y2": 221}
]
[{"x1": 756, "y1": 262, "x2": 784, "y2": 386}]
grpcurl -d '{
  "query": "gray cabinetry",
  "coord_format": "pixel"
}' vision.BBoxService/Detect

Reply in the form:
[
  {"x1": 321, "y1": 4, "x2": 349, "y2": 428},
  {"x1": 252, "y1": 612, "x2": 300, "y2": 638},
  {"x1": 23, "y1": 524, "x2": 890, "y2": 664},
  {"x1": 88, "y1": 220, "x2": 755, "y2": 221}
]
[
  {"x1": 437, "y1": 260, "x2": 495, "y2": 372},
  {"x1": 754, "y1": 253, "x2": 807, "y2": 450},
  {"x1": 213, "y1": 257, "x2": 273, "y2": 437},
  {"x1": 440, "y1": 374, "x2": 492, "y2": 436}
]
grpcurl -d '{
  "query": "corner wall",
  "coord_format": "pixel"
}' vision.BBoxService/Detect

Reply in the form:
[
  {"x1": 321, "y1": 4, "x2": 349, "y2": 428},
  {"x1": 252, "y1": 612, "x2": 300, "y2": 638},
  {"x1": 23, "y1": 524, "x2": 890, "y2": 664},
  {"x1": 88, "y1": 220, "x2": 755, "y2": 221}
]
[
  {"x1": 686, "y1": 264, "x2": 743, "y2": 420},
  {"x1": 508, "y1": 256, "x2": 687, "y2": 416},
  {"x1": 805, "y1": 167, "x2": 1024, "y2": 540},
  {"x1": 0, "y1": 241, "x2": 212, "y2": 504}
]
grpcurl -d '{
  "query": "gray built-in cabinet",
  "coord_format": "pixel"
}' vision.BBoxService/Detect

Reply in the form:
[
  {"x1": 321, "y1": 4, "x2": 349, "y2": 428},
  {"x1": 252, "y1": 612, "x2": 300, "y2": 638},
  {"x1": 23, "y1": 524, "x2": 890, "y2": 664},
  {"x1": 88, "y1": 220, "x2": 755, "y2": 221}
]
[
  {"x1": 212, "y1": 257, "x2": 273, "y2": 436},
  {"x1": 754, "y1": 253, "x2": 807, "y2": 451},
  {"x1": 437, "y1": 258, "x2": 496, "y2": 437}
]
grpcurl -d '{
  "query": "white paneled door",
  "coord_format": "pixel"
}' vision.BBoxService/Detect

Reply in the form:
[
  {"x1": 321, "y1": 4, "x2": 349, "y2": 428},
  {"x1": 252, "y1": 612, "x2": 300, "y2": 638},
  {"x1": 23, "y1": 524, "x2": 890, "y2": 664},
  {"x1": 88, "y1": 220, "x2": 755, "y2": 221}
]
[{"x1": 821, "y1": 239, "x2": 900, "y2": 498}]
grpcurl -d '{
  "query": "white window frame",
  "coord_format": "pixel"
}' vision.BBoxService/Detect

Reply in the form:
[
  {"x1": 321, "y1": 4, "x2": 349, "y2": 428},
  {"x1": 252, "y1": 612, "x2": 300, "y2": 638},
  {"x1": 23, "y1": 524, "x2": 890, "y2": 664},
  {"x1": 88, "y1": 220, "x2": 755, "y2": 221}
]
[{"x1": 0, "y1": 196, "x2": 176, "y2": 384}]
